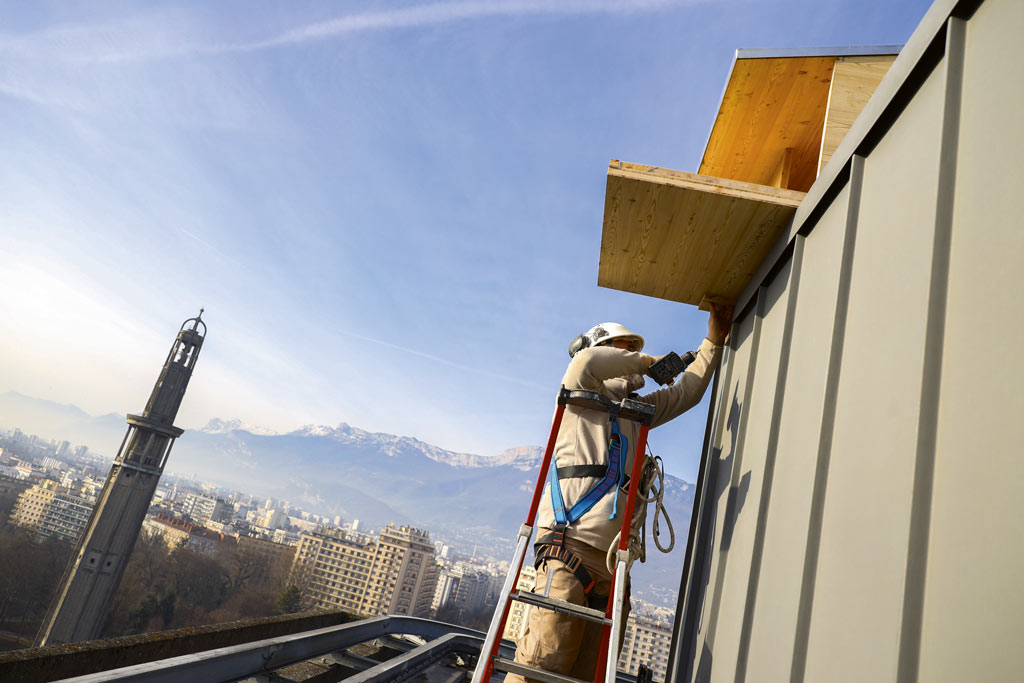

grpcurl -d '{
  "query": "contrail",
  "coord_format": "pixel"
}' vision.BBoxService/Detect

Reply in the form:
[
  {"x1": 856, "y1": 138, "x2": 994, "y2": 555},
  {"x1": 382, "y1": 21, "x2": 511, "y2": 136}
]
[{"x1": 339, "y1": 329, "x2": 550, "y2": 391}]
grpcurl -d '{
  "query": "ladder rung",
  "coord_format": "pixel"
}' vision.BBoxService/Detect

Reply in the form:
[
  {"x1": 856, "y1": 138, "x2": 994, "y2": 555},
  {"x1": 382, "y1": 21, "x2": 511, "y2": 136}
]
[
  {"x1": 512, "y1": 590, "x2": 610, "y2": 624},
  {"x1": 492, "y1": 657, "x2": 590, "y2": 683}
]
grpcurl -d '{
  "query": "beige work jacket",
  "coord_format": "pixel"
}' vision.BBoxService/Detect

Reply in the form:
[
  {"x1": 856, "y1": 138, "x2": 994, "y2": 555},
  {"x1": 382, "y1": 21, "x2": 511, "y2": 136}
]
[{"x1": 535, "y1": 337, "x2": 722, "y2": 555}]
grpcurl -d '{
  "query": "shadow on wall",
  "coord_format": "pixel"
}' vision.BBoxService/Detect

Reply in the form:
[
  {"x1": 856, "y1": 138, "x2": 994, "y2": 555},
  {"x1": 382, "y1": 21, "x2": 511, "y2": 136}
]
[{"x1": 693, "y1": 385, "x2": 752, "y2": 682}]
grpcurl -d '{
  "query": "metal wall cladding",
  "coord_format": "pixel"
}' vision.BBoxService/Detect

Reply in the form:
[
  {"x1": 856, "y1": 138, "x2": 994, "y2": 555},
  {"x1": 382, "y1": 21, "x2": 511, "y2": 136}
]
[{"x1": 673, "y1": 1, "x2": 1024, "y2": 682}]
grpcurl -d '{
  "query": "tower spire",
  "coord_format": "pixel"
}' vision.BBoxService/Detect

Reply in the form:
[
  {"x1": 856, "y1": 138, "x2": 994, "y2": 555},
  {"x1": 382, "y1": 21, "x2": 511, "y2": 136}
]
[{"x1": 37, "y1": 312, "x2": 206, "y2": 646}]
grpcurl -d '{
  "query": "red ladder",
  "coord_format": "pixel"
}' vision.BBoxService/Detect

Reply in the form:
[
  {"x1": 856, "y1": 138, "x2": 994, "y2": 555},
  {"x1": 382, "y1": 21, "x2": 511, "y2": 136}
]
[{"x1": 471, "y1": 387, "x2": 655, "y2": 683}]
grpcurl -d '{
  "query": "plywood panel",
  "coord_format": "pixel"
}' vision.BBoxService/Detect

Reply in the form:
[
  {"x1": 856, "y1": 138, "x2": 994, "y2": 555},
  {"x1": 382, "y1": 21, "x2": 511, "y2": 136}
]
[
  {"x1": 818, "y1": 56, "x2": 896, "y2": 174},
  {"x1": 599, "y1": 161, "x2": 804, "y2": 307},
  {"x1": 920, "y1": 2, "x2": 1024, "y2": 680},
  {"x1": 699, "y1": 57, "x2": 836, "y2": 192},
  {"x1": 803, "y1": 60, "x2": 946, "y2": 683},
  {"x1": 745, "y1": 185, "x2": 851, "y2": 681}
]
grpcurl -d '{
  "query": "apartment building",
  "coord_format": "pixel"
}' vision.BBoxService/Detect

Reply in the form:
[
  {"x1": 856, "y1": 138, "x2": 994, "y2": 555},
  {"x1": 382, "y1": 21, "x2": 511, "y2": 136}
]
[
  {"x1": 181, "y1": 492, "x2": 229, "y2": 525},
  {"x1": 290, "y1": 523, "x2": 438, "y2": 618},
  {"x1": 142, "y1": 512, "x2": 225, "y2": 554},
  {"x1": 359, "y1": 524, "x2": 438, "y2": 617},
  {"x1": 9, "y1": 479, "x2": 95, "y2": 543},
  {"x1": 431, "y1": 563, "x2": 492, "y2": 618},
  {"x1": 501, "y1": 564, "x2": 537, "y2": 642},
  {"x1": 618, "y1": 612, "x2": 673, "y2": 682},
  {"x1": 290, "y1": 529, "x2": 376, "y2": 613}
]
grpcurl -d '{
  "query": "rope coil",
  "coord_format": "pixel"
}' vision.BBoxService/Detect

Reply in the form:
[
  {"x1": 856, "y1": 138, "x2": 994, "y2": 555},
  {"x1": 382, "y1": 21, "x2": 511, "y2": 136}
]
[{"x1": 606, "y1": 448, "x2": 675, "y2": 575}]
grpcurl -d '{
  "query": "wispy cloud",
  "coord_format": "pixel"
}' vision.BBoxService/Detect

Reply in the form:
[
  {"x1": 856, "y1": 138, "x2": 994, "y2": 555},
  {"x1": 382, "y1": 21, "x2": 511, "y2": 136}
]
[
  {"x1": 239, "y1": 0, "x2": 694, "y2": 51},
  {"x1": 0, "y1": 0, "x2": 706, "y2": 65}
]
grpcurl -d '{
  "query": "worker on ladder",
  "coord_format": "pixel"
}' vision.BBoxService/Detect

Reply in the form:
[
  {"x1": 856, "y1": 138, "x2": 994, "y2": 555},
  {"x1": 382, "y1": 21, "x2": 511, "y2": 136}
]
[{"x1": 505, "y1": 305, "x2": 731, "y2": 683}]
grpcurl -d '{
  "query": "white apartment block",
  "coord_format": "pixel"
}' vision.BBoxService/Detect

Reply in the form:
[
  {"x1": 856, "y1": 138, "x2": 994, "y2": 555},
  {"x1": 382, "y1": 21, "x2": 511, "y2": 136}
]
[
  {"x1": 9, "y1": 479, "x2": 95, "y2": 544},
  {"x1": 290, "y1": 523, "x2": 438, "y2": 619},
  {"x1": 431, "y1": 563, "x2": 492, "y2": 617},
  {"x1": 501, "y1": 564, "x2": 537, "y2": 643},
  {"x1": 617, "y1": 611, "x2": 673, "y2": 682}
]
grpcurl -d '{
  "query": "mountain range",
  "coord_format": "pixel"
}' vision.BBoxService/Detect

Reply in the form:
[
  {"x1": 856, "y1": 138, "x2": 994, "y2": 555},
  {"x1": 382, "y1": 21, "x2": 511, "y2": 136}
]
[{"x1": 0, "y1": 391, "x2": 695, "y2": 605}]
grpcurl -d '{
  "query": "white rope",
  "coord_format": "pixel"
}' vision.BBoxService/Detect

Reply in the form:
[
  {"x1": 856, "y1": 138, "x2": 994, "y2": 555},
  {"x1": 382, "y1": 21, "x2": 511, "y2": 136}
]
[{"x1": 606, "y1": 448, "x2": 675, "y2": 575}]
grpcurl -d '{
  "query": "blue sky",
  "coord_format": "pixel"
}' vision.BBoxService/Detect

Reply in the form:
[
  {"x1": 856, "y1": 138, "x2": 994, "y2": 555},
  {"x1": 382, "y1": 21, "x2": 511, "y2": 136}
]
[{"x1": 0, "y1": 0, "x2": 933, "y2": 481}]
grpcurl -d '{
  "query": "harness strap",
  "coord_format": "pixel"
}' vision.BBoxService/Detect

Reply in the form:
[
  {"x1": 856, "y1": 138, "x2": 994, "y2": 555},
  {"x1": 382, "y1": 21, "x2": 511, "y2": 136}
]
[
  {"x1": 557, "y1": 464, "x2": 632, "y2": 492},
  {"x1": 557, "y1": 464, "x2": 607, "y2": 479},
  {"x1": 550, "y1": 417, "x2": 628, "y2": 526},
  {"x1": 534, "y1": 530, "x2": 630, "y2": 609},
  {"x1": 535, "y1": 532, "x2": 597, "y2": 596}
]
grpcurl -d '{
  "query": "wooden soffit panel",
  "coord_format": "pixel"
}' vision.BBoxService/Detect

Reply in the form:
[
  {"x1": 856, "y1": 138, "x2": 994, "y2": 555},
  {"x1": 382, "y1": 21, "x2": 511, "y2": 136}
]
[
  {"x1": 818, "y1": 55, "x2": 897, "y2": 174},
  {"x1": 599, "y1": 161, "x2": 805, "y2": 307},
  {"x1": 698, "y1": 56, "x2": 836, "y2": 192}
]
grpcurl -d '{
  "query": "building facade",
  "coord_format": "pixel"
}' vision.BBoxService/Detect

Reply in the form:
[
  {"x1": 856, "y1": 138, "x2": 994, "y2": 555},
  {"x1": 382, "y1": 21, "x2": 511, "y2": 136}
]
[
  {"x1": 289, "y1": 524, "x2": 438, "y2": 618},
  {"x1": 618, "y1": 613, "x2": 673, "y2": 682},
  {"x1": 9, "y1": 479, "x2": 95, "y2": 544},
  {"x1": 142, "y1": 512, "x2": 224, "y2": 554},
  {"x1": 591, "y1": 0, "x2": 1024, "y2": 680},
  {"x1": 431, "y1": 563, "x2": 492, "y2": 619},
  {"x1": 501, "y1": 564, "x2": 537, "y2": 643}
]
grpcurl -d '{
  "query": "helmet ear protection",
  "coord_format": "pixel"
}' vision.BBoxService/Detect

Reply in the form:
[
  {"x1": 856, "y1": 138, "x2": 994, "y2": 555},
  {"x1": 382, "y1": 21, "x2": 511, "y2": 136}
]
[
  {"x1": 568, "y1": 334, "x2": 590, "y2": 358},
  {"x1": 568, "y1": 323, "x2": 644, "y2": 357}
]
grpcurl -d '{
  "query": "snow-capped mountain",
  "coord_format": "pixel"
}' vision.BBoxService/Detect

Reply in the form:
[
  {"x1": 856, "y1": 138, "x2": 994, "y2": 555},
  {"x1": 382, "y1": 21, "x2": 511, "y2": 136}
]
[
  {"x1": 200, "y1": 418, "x2": 279, "y2": 436},
  {"x1": 0, "y1": 392, "x2": 695, "y2": 603}
]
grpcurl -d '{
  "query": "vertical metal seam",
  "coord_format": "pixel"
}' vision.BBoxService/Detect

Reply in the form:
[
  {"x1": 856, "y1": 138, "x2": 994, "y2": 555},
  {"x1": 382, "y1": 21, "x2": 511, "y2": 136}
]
[
  {"x1": 700, "y1": 287, "x2": 768, "y2": 664},
  {"x1": 668, "y1": 356, "x2": 724, "y2": 683},
  {"x1": 789, "y1": 154, "x2": 865, "y2": 683},
  {"x1": 896, "y1": 16, "x2": 964, "y2": 683},
  {"x1": 734, "y1": 237, "x2": 806, "y2": 683},
  {"x1": 680, "y1": 341, "x2": 737, "y2": 683}
]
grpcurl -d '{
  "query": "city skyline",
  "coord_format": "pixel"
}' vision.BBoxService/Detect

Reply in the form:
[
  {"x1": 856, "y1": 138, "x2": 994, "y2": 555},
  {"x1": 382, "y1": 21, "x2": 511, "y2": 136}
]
[{"x1": 0, "y1": 0, "x2": 934, "y2": 483}]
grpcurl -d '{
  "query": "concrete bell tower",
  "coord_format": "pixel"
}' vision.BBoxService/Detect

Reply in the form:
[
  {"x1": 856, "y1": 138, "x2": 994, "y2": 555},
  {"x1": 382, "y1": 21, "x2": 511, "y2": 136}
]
[{"x1": 37, "y1": 311, "x2": 206, "y2": 646}]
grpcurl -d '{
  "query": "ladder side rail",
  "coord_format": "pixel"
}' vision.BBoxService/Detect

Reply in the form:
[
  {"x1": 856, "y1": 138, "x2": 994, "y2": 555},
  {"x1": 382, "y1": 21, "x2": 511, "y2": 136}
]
[
  {"x1": 525, "y1": 399, "x2": 568, "y2": 526},
  {"x1": 596, "y1": 423, "x2": 653, "y2": 683},
  {"x1": 472, "y1": 530, "x2": 533, "y2": 683},
  {"x1": 473, "y1": 400, "x2": 568, "y2": 683}
]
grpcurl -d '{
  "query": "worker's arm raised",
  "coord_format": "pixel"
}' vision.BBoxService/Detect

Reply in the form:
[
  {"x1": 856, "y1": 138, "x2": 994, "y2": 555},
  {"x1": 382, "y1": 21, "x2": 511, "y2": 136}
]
[
  {"x1": 643, "y1": 338, "x2": 722, "y2": 426},
  {"x1": 642, "y1": 305, "x2": 731, "y2": 426},
  {"x1": 562, "y1": 346, "x2": 655, "y2": 392}
]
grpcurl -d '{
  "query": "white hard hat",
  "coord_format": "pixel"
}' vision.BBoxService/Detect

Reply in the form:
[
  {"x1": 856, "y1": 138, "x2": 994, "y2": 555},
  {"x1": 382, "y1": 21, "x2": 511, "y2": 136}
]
[{"x1": 568, "y1": 322, "x2": 645, "y2": 357}]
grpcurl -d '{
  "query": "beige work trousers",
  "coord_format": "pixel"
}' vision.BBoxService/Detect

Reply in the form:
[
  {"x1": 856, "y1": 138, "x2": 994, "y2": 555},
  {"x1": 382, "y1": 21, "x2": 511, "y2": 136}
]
[{"x1": 505, "y1": 535, "x2": 630, "y2": 683}]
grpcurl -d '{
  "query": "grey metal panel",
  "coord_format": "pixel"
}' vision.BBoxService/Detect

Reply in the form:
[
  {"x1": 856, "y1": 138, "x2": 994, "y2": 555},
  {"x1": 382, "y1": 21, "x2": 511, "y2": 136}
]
[
  {"x1": 674, "y1": 2, "x2": 1022, "y2": 683},
  {"x1": 742, "y1": 184, "x2": 852, "y2": 682},
  {"x1": 919, "y1": 0, "x2": 1024, "y2": 680},
  {"x1": 710, "y1": 258, "x2": 796, "y2": 683},
  {"x1": 788, "y1": 156, "x2": 865, "y2": 683},
  {"x1": 802, "y1": 48, "x2": 947, "y2": 683},
  {"x1": 897, "y1": 15, "x2": 966, "y2": 682},
  {"x1": 675, "y1": 345, "x2": 735, "y2": 683},
  {"x1": 669, "y1": 357, "x2": 724, "y2": 681},
  {"x1": 688, "y1": 307, "x2": 761, "y2": 682}
]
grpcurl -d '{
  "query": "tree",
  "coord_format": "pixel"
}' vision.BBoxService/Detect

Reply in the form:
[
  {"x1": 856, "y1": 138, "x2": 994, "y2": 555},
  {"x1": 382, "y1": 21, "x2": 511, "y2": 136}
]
[
  {"x1": 274, "y1": 585, "x2": 303, "y2": 615},
  {"x1": 223, "y1": 543, "x2": 269, "y2": 591},
  {"x1": 168, "y1": 548, "x2": 228, "y2": 613}
]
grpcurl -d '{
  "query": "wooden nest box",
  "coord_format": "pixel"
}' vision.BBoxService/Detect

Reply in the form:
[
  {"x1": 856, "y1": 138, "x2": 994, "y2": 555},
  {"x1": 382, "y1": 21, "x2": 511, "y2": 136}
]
[{"x1": 598, "y1": 47, "x2": 898, "y2": 308}]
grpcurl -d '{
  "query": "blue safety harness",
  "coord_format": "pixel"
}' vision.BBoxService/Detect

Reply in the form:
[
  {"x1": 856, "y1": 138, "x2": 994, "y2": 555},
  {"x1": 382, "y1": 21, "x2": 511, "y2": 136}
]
[
  {"x1": 535, "y1": 416, "x2": 630, "y2": 604},
  {"x1": 548, "y1": 417, "x2": 627, "y2": 525}
]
